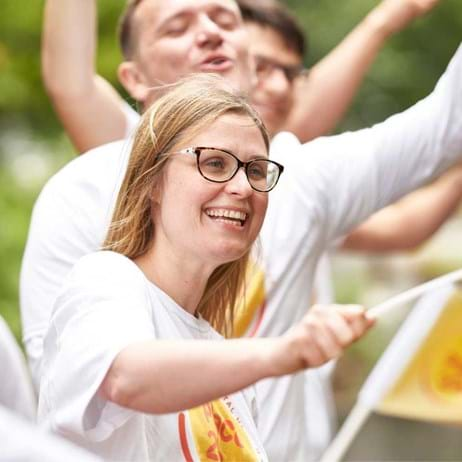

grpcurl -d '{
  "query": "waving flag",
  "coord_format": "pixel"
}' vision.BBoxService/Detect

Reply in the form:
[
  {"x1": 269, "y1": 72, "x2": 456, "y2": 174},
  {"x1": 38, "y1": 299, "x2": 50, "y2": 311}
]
[
  {"x1": 362, "y1": 284, "x2": 462, "y2": 423},
  {"x1": 320, "y1": 269, "x2": 462, "y2": 462}
]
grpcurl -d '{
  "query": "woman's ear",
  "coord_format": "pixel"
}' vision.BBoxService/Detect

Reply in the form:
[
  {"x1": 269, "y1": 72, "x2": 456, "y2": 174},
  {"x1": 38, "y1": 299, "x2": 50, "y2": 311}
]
[{"x1": 118, "y1": 61, "x2": 151, "y2": 104}]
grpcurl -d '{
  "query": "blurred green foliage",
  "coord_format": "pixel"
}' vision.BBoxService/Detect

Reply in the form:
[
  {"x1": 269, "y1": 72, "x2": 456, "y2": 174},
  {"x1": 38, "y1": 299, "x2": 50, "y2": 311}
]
[{"x1": 0, "y1": 170, "x2": 33, "y2": 337}]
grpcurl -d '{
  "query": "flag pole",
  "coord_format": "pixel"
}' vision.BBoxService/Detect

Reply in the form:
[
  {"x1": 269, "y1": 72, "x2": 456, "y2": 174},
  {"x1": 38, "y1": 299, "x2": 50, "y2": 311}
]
[
  {"x1": 369, "y1": 269, "x2": 462, "y2": 320},
  {"x1": 319, "y1": 402, "x2": 371, "y2": 462},
  {"x1": 320, "y1": 269, "x2": 462, "y2": 462}
]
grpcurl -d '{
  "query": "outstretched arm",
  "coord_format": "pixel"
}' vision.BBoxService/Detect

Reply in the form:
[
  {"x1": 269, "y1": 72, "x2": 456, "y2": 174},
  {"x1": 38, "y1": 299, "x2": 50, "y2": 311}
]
[
  {"x1": 43, "y1": 253, "x2": 372, "y2": 419},
  {"x1": 101, "y1": 305, "x2": 373, "y2": 414},
  {"x1": 284, "y1": 0, "x2": 441, "y2": 143},
  {"x1": 282, "y1": 42, "x2": 462, "y2": 247},
  {"x1": 342, "y1": 164, "x2": 462, "y2": 252},
  {"x1": 42, "y1": 0, "x2": 131, "y2": 153}
]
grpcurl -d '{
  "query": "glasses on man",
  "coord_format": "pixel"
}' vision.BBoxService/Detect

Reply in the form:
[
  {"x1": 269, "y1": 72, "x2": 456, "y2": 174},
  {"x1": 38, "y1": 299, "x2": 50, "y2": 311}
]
[
  {"x1": 179, "y1": 147, "x2": 284, "y2": 192},
  {"x1": 255, "y1": 55, "x2": 305, "y2": 83}
]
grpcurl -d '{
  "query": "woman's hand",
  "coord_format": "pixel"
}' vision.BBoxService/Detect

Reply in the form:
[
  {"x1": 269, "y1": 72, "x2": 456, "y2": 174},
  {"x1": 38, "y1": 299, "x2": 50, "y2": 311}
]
[{"x1": 273, "y1": 305, "x2": 375, "y2": 376}]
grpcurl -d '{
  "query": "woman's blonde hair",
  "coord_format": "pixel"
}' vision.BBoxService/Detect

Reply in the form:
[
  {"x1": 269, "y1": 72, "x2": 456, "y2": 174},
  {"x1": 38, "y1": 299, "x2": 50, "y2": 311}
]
[{"x1": 104, "y1": 74, "x2": 269, "y2": 336}]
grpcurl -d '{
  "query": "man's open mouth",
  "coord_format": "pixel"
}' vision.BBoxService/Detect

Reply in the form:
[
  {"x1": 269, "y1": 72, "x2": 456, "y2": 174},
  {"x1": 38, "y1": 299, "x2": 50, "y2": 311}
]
[{"x1": 199, "y1": 56, "x2": 233, "y2": 72}]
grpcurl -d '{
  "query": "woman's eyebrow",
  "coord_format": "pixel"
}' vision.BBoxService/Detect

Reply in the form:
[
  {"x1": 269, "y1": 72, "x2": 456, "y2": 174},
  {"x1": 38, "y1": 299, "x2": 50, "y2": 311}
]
[
  {"x1": 201, "y1": 146, "x2": 268, "y2": 160},
  {"x1": 236, "y1": 151, "x2": 270, "y2": 161}
]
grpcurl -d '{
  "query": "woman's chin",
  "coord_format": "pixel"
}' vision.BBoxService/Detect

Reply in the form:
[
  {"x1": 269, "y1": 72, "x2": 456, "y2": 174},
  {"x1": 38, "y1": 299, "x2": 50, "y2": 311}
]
[{"x1": 208, "y1": 243, "x2": 250, "y2": 266}]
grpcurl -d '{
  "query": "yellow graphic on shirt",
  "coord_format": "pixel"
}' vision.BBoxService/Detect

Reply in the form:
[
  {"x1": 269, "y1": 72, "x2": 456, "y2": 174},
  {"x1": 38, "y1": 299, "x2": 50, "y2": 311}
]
[
  {"x1": 378, "y1": 290, "x2": 462, "y2": 423},
  {"x1": 233, "y1": 261, "x2": 266, "y2": 337},
  {"x1": 179, "y1": 398, "x2": 259, "y2": 461}
]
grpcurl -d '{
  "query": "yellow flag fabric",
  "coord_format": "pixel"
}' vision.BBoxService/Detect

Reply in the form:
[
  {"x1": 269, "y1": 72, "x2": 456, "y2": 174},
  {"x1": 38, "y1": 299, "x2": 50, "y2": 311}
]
[
  {"x1": 321, "y1": 280, "x2": 462, "y2": 462},
  {"x1": 377, "y1": 289, "x2": 462, "y2": 423},
  {"x1": 359, "y1": 284, "x2": 462, "y2": 424}
]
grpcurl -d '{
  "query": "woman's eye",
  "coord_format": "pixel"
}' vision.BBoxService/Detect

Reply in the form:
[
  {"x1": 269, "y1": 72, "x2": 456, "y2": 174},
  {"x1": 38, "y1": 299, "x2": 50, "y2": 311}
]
[
  {"x1": 248, "y1": 164, "x2": 266, "y2": 179},
  {"x1": 204, "y1": 158, "x2": 226, "y2": 170}
]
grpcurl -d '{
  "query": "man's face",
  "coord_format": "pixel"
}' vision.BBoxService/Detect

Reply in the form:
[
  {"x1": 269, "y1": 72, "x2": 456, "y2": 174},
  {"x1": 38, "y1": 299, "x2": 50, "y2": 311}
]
[
  {"x1": 123, "y1": 0, "x2": 253, "y2": 106},
  {"x1": 246, "y1": 22, "x2": 303, "y2": 136}
]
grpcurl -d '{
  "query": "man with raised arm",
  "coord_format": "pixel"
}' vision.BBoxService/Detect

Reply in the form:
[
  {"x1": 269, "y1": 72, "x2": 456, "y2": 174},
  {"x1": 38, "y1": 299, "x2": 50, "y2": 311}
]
[{"x1": 42, "y1": 0, "x2": 440, "y2": 152}]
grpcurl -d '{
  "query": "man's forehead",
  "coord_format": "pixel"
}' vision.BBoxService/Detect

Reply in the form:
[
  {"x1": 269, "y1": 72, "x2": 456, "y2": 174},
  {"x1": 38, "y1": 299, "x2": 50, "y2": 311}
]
[{"x1": 138, "y1": 0, "x2": 239, "y2": 23}]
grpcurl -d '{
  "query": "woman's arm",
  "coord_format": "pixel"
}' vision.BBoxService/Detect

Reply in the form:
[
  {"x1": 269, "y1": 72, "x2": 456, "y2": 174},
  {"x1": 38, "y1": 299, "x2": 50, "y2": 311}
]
[{"x1": 100, "y1": 305, "x2": 373, "y2": 414}]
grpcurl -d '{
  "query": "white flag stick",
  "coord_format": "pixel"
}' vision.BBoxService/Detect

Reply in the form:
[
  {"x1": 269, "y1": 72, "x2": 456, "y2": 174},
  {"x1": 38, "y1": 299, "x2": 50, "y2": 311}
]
[
  {"x1": 319, "y1": 402, "x2": 371, "y2": 462},
  {"x1": 369, "y1": 268, "x2": 462, "y2": 319}
]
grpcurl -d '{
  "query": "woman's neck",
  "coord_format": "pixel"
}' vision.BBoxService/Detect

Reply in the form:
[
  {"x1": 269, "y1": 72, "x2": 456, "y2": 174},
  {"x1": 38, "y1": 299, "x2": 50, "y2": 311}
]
[{"x1": 134, "y1": 244, "x2": 215, "y2": 316}]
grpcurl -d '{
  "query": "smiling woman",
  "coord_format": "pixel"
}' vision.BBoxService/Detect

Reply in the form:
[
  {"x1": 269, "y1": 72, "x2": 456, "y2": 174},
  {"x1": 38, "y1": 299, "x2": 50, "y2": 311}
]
[
  {"x1": 37, "y1": 74, "x2": 373, "y2": 462},
  {"x1": 105, "y1": 76, "x2": 271, "y2": 332}
]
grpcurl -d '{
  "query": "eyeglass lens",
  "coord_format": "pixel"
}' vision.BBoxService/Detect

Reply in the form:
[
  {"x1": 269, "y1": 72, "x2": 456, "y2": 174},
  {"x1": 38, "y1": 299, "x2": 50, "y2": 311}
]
[
  {"x1": 197, "y1": 148, "x2": 279, "y2": 192},
  {"x1": 255, "y1": 56, "x2": 301, "y2": 83}
]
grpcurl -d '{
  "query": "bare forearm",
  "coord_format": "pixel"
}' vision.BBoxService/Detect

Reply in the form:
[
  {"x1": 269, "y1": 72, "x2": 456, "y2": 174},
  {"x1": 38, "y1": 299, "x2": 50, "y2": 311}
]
[
  {"x1": 101, "y1": 338, "x2": 280, "y2": 414},
  {"x1": 42, "y1": 0, "x2": 96, "y2": 96},
  {"x1": 101, "y1": 306, "x2": 374, "y2": 414},
  {"x1": 41, "y1": 0, "x2": 131, "y2": 152},
  {"x1": 286, "y1": 12, "x2": 390, "y2": 142},
  {"x1": 285, "y1": 0, "x2": 441, "y2": 142},
  {"x1": 343, "y1": 166, "x2": 462, "y2": 252}
]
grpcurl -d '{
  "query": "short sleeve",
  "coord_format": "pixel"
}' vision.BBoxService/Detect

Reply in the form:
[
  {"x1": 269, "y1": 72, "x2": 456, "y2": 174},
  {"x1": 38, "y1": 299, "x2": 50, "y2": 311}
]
[{"x1": 39, "y1": 251, "x2": 154, "y2": 442}]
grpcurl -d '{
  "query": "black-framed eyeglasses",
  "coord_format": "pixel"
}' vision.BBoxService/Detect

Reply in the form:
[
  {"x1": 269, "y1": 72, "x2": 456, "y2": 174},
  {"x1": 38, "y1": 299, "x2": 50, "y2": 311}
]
[
  {"x1": 255, "y1": 55, "x2": 305, "y2": 83},
  {"x1": 178, "y1": 146, "x2": 284, "y2": 192}
]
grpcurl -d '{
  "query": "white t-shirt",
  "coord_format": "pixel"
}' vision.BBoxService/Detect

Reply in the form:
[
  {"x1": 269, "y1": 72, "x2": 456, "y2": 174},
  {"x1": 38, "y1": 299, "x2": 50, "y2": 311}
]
[
  {"x1": 0, "y1": 405, "x2": 102, "y2": 462},
  {"x1": 0, "y1": 316, "x2": 36, "y2": 421},
  {"x1": 22, "y1": 44, "x2": 462, "y2": 461},
  {"x1": 38, "y1": 251, "x2": 267, "y2": 462}
]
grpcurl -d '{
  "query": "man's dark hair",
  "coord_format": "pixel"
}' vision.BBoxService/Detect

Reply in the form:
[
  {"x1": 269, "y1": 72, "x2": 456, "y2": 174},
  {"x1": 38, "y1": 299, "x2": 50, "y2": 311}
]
[
  {"x1": 118, "y1": 0, "x2": 143, "y2": 59},
  {"x1": 237, "y1": 0, "x2": 307, "y2": 58},
  {"x1": 118, "y1": 0, "x2": 307, "y2": 60}
]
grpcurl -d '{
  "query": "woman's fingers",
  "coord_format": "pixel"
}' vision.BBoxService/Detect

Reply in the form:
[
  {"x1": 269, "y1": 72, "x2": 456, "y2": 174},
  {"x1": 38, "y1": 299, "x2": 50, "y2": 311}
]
[
  {"x1": 286, "y1": 304, "x2": 376, "y2": 371},
  {"x1": 335, "y1": 304, "x2": 376, "y2": 340}
]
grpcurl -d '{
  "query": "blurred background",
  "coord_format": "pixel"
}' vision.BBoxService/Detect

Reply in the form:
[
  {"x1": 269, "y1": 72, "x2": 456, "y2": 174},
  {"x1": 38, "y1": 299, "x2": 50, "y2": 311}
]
[{"x1": 0, "y1": 0, "x2": 461, "y2": 459}]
